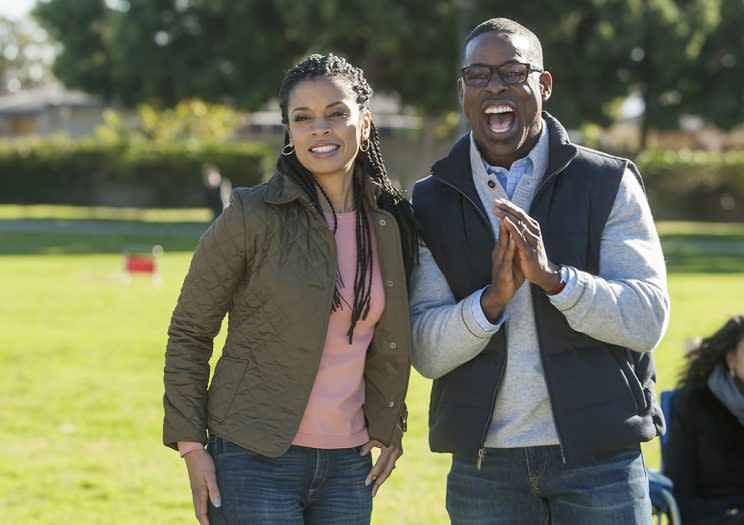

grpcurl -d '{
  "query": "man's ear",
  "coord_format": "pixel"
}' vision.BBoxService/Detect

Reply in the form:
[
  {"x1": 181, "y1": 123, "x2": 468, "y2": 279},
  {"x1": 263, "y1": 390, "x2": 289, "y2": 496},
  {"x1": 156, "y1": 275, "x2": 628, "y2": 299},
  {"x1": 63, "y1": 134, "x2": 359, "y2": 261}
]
[
  {"x1": 457, "y1": 77, "x2": 464, "y2": 106},
  {"x1": 539, "y1": 71, "x2": 553, "y2": 102}
]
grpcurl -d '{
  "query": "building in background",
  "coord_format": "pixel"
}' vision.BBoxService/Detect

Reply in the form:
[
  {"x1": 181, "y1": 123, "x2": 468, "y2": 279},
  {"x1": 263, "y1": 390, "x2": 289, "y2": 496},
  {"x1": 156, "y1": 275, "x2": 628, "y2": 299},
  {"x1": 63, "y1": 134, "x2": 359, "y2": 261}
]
[{"x1": 0, "y1": 84, "x2": 104, "y2": 138}]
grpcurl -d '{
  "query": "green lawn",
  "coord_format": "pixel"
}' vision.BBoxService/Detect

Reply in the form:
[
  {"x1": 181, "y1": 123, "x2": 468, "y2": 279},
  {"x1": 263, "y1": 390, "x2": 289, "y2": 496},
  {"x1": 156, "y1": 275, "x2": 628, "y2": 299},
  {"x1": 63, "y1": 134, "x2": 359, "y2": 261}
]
[{"x1": 1, "y1": 210, "x2": 742, "y2": 524}]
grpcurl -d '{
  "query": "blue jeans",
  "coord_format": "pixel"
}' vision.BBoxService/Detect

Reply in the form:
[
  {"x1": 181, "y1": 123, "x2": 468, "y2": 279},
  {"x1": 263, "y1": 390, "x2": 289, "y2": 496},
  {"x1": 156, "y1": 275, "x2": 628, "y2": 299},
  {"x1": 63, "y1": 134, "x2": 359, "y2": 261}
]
[
  {"x1": 206, "y1": 435, "x2": 373, "y2": 525},
  {"x1": 447, "y1": 445, "x2": 652, "y2": 525}
]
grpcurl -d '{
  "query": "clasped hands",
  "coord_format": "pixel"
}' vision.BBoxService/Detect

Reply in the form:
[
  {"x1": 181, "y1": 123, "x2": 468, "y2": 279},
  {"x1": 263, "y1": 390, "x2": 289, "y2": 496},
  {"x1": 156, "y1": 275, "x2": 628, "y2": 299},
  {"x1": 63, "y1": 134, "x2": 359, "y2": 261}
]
[{"x1": 480, "y1": 198, "x2": 561, "y2": 323}]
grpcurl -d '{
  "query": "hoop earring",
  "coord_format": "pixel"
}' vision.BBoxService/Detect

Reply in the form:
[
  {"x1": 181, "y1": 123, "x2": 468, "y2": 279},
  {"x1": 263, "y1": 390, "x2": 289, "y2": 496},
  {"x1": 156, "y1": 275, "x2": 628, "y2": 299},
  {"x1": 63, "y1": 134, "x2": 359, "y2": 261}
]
[
  {"x1": 281, "y1": 144, "x2": 295, "y2": 156},
  {"x1": 359, "y1": 138, "x2": 370, "y2": 153}
]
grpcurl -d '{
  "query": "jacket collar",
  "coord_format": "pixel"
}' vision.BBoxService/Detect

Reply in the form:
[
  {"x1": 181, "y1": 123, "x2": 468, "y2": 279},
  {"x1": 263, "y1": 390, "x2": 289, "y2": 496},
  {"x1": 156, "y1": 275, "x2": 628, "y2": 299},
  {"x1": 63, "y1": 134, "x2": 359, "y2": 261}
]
[
  {"x1": 263, "y1": 168, "x2": 309, "y2": 205},
  {"x1": 430, "y1": 111, "x2": 578, "y2": 197},
  {"x1": 263, "y1": 164, "x2": 384, "y2": 212}
]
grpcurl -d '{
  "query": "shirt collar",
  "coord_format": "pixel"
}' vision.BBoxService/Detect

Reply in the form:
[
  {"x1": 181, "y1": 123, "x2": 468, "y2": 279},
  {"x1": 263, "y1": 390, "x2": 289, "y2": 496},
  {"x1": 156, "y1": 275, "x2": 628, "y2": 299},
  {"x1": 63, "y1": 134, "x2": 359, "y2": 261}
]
[{"x1": 469, "y1": 119, "x2": 550, "y2": 178}]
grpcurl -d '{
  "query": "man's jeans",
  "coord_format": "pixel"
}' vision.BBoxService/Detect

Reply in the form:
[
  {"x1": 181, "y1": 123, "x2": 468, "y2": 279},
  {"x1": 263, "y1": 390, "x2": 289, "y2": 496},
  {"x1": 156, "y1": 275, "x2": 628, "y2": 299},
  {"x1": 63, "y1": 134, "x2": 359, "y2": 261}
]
[
  {"x1": 447, "y1": 445, "x2": 652, "y2": 525},
  {"x1": 206, "y1": 435, "x2": 373, "y2": 525}
]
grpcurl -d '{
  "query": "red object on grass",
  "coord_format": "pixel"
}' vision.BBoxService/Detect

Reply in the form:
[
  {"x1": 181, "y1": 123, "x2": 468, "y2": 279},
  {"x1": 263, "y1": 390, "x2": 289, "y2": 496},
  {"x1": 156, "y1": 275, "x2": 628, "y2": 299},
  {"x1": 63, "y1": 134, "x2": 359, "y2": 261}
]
[{"x1": 125, "y1": 255, "x2": 156, "y2": 273}]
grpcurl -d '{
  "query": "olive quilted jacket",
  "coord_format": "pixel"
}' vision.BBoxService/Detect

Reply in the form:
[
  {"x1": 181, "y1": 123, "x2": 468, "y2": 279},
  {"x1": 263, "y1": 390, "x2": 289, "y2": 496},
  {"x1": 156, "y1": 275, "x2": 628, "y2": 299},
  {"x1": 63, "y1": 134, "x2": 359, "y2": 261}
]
[{"x1": 163, "y1": 171, "x2": 411, "y2": 457}]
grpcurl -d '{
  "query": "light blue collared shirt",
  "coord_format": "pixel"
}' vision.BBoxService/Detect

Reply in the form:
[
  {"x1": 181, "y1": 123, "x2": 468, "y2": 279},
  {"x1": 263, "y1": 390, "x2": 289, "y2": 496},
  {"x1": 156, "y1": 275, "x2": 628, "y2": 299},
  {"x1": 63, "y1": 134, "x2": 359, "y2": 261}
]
[{"x1": 470, "y1": 123, "x2": 578, "y2": 331}]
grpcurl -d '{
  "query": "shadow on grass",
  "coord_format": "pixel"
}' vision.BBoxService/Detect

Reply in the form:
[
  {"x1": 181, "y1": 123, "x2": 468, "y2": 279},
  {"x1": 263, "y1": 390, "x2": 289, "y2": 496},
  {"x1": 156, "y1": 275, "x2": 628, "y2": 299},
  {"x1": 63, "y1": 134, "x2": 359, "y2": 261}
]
[
  {"x1": 1, "y1": 221, "x2": 743, "y2": 275},
  {"x1": 661, "y1": 233, "x2": 744, "y2": 274},
  {"x1": 0, "y1": 232, "x2": 202, "y2": 255},
  {"x1": 0, "y1": 219, "x2": 206, "y2": 255}
]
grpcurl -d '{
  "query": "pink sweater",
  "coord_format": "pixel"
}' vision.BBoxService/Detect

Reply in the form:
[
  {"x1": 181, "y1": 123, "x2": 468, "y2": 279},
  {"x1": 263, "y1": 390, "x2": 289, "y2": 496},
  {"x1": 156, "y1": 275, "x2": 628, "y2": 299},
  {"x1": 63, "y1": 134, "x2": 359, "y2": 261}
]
[{"x1": 178, "y1": 210, "x2": 383, "y2": 456}]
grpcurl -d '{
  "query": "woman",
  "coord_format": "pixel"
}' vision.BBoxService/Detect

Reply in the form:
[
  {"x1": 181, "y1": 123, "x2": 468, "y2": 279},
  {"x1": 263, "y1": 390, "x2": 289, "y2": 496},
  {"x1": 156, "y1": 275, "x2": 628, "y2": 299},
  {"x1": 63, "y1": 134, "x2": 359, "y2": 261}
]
[
  {"x1": 664, "y1": 315, "x2": 744, "y2": 525},
  {"x1": 163, "y1": 53, "x2": 418, "y2": 525}
]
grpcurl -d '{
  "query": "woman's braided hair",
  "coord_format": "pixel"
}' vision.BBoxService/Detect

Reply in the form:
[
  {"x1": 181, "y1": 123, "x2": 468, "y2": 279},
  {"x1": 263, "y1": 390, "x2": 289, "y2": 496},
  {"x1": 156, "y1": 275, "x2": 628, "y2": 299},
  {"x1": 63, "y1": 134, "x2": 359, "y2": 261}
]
[
  {"x1": 678, "y1": 315, "x2": 744, "y2": 387},
  {"x1": 278, "y1": 53, "x2": 419, "y2": 343}
]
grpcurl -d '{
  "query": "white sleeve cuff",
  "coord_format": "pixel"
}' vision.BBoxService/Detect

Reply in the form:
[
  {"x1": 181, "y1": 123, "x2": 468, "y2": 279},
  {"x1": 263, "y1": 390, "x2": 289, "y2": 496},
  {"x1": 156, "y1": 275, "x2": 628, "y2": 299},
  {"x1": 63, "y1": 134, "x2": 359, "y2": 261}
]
[
  {"x1": 469, "y1": 287, "x2": 508, "y2": 333},
  {"x1": 548, "y1": 265, "x2": 578, "y2": 303}
]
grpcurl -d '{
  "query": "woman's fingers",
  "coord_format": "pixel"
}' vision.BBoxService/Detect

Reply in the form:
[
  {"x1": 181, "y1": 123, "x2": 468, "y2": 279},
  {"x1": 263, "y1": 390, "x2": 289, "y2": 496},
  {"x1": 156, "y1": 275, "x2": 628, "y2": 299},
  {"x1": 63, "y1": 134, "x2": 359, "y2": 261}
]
[
  {"x1": 206, "y1": 472, "x2": 222, "y2": 510},
  {"x1": 360, "y1": 439, "x2": 380, "y2": 457},
  {"x1": 371, "y1": 446, "x2": 402, "y2": 497},
  {"x1": 362, "y1": 430, "x2": 403, "y2": 497},
  {"x1": 184, "y1": 449, "x2": 220, "y2": 525},
  {"x1": 193, "y1": 485, "x2": 210, "y2": 525}
]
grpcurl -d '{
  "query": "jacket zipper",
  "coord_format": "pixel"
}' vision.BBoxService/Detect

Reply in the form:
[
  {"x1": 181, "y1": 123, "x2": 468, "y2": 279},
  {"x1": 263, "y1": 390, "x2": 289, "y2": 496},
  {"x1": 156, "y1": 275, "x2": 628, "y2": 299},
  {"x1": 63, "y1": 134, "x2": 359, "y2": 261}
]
[{"x1": 431, "y1": 172, "x2": 508, "y2": 471}]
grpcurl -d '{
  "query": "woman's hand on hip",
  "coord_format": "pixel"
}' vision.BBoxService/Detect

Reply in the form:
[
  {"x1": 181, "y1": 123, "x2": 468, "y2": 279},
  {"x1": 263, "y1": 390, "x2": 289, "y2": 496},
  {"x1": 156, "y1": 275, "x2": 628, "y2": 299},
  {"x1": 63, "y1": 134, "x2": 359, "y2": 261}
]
[
  {"x1": 183, "y1": 448, "x2": 222, "y2": 525},
  {"x1": 360, "y1": 426, "x2": 403, "y2": 497}
]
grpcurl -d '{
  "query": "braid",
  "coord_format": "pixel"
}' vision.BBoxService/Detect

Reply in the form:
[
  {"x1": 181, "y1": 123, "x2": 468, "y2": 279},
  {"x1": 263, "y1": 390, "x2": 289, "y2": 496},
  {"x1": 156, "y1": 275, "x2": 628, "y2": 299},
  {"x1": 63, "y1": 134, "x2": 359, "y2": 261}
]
[
  {"x1": 278, "y1": 53, "x2": 421, "y2": 342},
  {"x1": 358, "y1": 122, "x2": 420, "y2": 279},
  {"x1": 346, "y1": 170, "x2": 374, "y2": 343}
]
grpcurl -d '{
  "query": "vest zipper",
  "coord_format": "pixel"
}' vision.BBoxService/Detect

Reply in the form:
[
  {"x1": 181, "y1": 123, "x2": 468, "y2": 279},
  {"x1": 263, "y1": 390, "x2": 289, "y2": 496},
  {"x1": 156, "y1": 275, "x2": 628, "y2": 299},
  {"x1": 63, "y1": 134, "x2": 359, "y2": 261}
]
[
  {"x1": 430, "y1": 172, "x2": 495, "y2": 244},
  {"x1": 476, "y1": 329, "x2": 508, "y2": 471},
  {"x1": 529, "y1": 169, "x2": 570, "y2": 464},
  {"x1": 430, "y1": 172, "x2": 508, "y2": 471},
  {"x1": 476, "y1": 447, "x2": 487, "y2": 470}
]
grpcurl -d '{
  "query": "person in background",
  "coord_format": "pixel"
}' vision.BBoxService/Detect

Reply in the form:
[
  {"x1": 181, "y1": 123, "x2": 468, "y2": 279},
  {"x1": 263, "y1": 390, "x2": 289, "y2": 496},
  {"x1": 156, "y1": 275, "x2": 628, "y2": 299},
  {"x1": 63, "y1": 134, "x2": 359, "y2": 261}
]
[
  {"x1": 164, "y1": 54, "x2": 417, "y2": 525},
  {"x1": 665, "y1": 315, "x2": 744, "y2": 525},
  {"x1": 201, "y1": 164, "x2": 231, "y2": 221}
]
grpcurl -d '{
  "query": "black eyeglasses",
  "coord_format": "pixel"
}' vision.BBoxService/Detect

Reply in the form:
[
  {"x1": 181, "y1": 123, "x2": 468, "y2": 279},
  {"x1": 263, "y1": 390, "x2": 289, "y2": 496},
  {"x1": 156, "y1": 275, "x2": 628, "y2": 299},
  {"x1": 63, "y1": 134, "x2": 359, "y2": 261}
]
[{"x1": 460, "y1": 61, "x2": 543, "y2": 88}]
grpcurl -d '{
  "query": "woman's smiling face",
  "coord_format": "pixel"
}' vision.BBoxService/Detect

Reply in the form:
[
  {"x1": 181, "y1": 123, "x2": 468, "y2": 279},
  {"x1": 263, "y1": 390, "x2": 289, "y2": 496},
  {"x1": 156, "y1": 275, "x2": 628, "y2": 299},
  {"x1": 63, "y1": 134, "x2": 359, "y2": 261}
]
[{"x1": 286, "y1": 76, "x2": 370, "y2": 180}]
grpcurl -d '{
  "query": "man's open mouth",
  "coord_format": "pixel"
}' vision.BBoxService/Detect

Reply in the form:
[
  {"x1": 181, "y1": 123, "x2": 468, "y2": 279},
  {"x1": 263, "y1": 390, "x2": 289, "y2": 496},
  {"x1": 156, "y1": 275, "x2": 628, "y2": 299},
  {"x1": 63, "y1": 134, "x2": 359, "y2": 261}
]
[{"x1": 484, "y1": 104, "x2": 516, "y2": 134}]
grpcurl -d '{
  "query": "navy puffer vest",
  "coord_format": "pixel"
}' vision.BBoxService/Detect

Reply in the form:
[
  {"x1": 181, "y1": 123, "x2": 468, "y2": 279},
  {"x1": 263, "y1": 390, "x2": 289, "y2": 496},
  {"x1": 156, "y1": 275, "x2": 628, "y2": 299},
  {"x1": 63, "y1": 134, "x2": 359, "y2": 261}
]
[{"x1": 412, "y1": 112, "x2": 664, "y2": 465}]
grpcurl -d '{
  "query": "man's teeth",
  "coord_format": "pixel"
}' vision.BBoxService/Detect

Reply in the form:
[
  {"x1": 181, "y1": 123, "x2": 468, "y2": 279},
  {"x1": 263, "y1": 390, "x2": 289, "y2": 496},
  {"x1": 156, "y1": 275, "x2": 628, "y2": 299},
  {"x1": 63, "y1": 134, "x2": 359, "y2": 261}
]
[
  {"x1": 311, "y1": 145, "x2": 339, "y2": 153},
  {"x1": 484, "y1": 105, "x2": 513, "y2": 114}
]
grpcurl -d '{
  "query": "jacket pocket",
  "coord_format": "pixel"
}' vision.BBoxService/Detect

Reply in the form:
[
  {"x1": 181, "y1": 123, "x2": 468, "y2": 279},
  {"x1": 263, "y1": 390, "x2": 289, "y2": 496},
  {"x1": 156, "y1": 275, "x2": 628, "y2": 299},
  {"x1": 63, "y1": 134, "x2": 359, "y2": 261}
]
[
  {"x1": 429, "y1": 374, "x2": 448, "y2": 419},
  {"x1": 208, "y1": 356, "x2": 249, "y2": 423},
  {"x1": 612, "y1": 351, "x2": 647, "y2": 413}
]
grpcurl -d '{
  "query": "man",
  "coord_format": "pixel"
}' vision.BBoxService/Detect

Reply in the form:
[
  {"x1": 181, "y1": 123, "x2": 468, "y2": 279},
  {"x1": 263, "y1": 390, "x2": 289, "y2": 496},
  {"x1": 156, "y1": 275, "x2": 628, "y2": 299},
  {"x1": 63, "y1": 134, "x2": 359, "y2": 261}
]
[{"x1": 410, "y1": 18, "x2": 670, "y2": 524}]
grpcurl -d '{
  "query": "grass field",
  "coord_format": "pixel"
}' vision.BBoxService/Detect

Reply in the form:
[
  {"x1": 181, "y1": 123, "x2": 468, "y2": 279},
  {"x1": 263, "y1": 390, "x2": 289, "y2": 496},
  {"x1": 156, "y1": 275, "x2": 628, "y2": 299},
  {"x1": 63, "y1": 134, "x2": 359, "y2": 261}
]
[{"x1": 1, "y1": 206, "x2": 742, "y2": 524}]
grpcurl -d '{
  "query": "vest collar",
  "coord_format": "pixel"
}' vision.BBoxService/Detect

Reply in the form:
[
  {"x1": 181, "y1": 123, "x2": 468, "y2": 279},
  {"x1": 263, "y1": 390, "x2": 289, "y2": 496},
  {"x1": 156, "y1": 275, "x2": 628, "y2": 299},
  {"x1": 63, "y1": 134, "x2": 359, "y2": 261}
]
[{"x1": 542, "y1": 111, "x2": 578, "y2": 179}]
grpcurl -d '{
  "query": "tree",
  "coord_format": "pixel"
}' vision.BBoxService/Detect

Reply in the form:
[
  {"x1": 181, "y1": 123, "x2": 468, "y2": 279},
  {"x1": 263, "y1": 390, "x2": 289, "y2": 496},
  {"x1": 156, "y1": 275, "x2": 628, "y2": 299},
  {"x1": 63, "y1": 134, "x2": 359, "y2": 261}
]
[
  {"x1": 31, "y1": 0, "x2": 113, "y2": 97},
  {"x1": 34, "y1": 0, "x2": 459, "y2": 112},
  {"x1": 0, "y1": 16, "x2": 54, "y2": 92},
  {"x1": 34, "y1": 0, "x2": 308, "y2": 108},
  {"x1": 684, "y1": 0, "x2": 744, "y2": 131},
  {"x1": 34, "y1": 0, "x2": 738, "y2": 144},
  {"x1": 633, "y1": 0, "x2": 721, "y2": 148}
]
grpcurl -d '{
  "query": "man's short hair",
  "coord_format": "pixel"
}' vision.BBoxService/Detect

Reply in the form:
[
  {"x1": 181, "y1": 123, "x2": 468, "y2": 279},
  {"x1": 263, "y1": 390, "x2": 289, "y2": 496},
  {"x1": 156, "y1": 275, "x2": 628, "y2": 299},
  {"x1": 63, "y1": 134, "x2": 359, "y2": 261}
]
[{"x1": 462, "y1": 18, "x2": 543, "y2": 69}]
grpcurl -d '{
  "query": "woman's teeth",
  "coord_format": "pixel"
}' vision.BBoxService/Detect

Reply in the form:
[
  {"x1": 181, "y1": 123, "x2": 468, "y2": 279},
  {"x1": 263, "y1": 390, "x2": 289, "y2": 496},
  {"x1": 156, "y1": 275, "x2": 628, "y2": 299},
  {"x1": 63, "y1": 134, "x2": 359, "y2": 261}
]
[{"x1": 311, "y1": 145, "x2": 339, "y2": 153}]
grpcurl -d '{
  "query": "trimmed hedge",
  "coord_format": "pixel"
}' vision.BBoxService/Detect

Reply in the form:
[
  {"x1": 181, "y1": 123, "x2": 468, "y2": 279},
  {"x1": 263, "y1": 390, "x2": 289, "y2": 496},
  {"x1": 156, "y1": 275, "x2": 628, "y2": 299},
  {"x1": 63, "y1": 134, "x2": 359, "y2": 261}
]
[
  {"x1": 2, "y1": 138, "x2": 743, "y2": 221},
  {"x1": 636, "y1": 149, "x2": 744, "y2": 221},
  {"x1": 0, "y1": 138, "x2": 274, "y2": 207}
]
